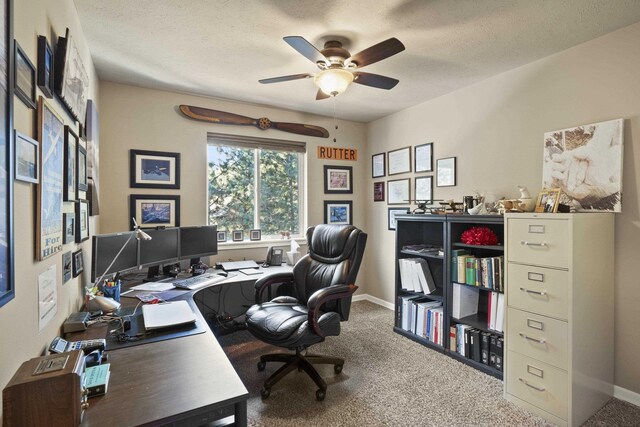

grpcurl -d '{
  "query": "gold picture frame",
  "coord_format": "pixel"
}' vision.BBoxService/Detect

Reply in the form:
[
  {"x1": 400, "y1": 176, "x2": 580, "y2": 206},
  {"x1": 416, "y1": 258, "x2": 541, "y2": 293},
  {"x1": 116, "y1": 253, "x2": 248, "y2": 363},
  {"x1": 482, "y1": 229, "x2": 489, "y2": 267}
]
[{"x1": 535, "y1": 188, "x2": 561, "y2": 213}]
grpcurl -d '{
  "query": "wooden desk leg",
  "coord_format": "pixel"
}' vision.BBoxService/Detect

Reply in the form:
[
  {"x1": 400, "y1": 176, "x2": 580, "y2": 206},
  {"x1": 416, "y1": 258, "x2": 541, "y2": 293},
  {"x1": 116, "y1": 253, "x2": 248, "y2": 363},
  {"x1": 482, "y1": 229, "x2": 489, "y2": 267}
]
[{"x1": 234, "y1": 401, "x2": 247, "y2": 427}]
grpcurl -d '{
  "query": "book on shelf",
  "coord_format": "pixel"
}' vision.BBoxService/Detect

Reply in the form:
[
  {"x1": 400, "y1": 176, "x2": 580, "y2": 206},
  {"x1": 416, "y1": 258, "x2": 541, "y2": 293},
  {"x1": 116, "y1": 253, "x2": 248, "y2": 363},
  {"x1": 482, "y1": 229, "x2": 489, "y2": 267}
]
[
  {"x1": 449, "y1": 326, "x2": 456, "y2": 351},
  {"x1": 489, "y1": 335, "x2": 498, "y2": 368},
  {"x1": 481, "y1": 332, "x2": 491, "y2": 365},
  {"x1": 399, "y1": 258, "x2": 437, "y2": 295},
  {"x1": 470, "y1": 329, "x2": 482, "y2": 362},
  {"x1": 416, "y1": 300, "x2": 442, "y2": 339},
  {"x1": 457, "y1": 255, "x2": 471, "y2": 284},
  {"x1": 451, "y1": 283, "x2": 479, "y2": 319},
  {"x1": 451, "y1": 249, "x2": 468, "y2": 283},
  {"x1": 464, "y1": 327, "x2": 472, "y2": 358},
  {"x1": 465, "y1": 256, "x2": 477, "y2": 286},
  {"x1": 495, "y1": 337, "x2": 504, "y2": 371},
  {"x1": 414, "y1": 258, "x2": 436, "y2": 294},
  {"x1": 455, "y1": 324, "x2": 471, "y2": 356}
]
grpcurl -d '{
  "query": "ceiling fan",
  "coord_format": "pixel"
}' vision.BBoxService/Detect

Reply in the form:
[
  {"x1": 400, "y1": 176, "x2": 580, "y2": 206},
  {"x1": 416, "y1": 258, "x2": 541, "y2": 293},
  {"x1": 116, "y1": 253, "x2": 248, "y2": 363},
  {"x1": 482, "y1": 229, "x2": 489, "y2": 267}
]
[{"x1": 259, "y1": 36, "x2": 405, "y2": 99}]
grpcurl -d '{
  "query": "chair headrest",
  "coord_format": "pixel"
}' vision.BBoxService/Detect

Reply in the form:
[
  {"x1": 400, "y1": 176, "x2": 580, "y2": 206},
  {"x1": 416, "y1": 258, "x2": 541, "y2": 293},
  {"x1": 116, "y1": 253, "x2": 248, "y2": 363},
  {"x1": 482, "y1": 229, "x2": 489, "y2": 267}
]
[{"x1": 306, "y1": 225, "x2": 361, "y2": 264}]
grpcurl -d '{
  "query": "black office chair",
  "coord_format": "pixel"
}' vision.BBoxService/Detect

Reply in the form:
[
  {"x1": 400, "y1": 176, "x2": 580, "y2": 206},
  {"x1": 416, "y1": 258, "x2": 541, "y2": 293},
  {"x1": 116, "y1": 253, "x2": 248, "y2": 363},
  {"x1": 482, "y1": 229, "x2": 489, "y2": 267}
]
[{"x1": 245, "y1": 224, "x2": 367, "y2": 401}]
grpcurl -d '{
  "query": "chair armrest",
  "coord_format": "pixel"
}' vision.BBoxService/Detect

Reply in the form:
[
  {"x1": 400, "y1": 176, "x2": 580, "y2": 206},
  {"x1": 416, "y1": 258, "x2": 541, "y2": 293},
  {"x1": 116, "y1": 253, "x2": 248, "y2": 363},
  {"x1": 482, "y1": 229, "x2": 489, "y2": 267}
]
[
  {"x1": 307, "y1": 284, "x2": 358, "y2": 337},
  {"x1": 253, "y1": 272, "x2": 295, "y2": 303}
]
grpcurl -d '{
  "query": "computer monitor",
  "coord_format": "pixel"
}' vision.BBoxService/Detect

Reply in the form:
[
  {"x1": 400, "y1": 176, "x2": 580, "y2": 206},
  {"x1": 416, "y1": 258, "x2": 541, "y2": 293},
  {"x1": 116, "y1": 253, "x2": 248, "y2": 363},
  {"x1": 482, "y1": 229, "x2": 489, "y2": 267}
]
[
  {"x1": 91, "y1": 231, "x2": 139, "y2": 283},
  {"x1": 179, "y1": 225, "x2": 218, "y2": 263},
  {"x1": 139, "y1": 227, "x2": 180, "y2": 270}
]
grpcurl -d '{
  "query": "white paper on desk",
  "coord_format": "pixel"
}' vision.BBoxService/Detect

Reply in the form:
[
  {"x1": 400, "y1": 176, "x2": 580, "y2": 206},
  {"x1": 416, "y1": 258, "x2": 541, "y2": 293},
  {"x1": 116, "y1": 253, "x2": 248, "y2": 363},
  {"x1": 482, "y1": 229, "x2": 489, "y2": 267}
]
[
  {"x1": 142, "y1": 301, "x2": 196, "y2": 330},
  {"x1": 130, "y1": 282, "x2": 176, "y2": 291}
]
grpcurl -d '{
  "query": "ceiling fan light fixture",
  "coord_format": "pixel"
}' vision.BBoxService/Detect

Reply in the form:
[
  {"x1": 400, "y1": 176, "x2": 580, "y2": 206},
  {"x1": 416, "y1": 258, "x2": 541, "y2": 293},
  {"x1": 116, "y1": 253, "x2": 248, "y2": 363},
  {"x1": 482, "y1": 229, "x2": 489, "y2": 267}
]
[{"x1": 314, "y1": 69, "x2": 354, "y2": 96}]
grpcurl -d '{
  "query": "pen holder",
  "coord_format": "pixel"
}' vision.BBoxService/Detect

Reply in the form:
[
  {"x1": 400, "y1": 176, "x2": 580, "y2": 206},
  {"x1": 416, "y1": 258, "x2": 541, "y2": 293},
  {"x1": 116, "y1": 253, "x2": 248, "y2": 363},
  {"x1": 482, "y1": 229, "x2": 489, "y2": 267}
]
[{"x1": 102, "y1": 280, "x2": 121, "y2": 302}]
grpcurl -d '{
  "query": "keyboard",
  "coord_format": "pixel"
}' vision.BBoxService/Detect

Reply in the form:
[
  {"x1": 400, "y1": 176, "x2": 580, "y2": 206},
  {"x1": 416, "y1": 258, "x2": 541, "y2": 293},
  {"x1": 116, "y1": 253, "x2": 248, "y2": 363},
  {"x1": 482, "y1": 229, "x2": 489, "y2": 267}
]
[{"x1": 172, "y1": 273, "x2": 228, "y2": 290}]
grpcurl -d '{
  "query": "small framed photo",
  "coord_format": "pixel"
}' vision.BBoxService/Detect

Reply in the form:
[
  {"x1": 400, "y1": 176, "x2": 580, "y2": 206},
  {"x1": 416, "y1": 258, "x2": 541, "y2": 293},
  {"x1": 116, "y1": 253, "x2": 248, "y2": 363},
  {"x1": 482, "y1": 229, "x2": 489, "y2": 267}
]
[
  {"x1": 415, "y1": 176, "x2": 433, "y2": 202},
  {"x1": 217, "y1": 231, "x2": 227, "y2": 242},
  {"x1": 62, "y1": 251, "x2": 72, "y2": 284},
  {"x1": 64, "y1": 126, "x2": 78, "y2": 201},
  {"x1": 72, "y1": 249, "x2": 84, "y2": 278},
  {"x1": 130, "y1": 149, "x2": 181, "y2": 189},
  {"x1": 324, "y1": 165, "x2": 353, "y2": 194},
  {"x1": 373, "y1": 182, "x2": 385, "y2": 202},
  {"x1": 37, "y1": 35, "x2": 54, "y2": 98},
  {"x1": 14, "y1": 41, "x2": 36, "y2": 109},
  {"x1": 232, "y1": 230, "x2": 244, "y2": 242},
  {"x1": 535, "y1": 188, "x2": 562, "y2": 213},
  {"x1": 387, "y1": 178, "x2": 410, "y2": 205},
  {"x1": 436, "y1": 157, "x2": 457, "y2": 187},
  {"x1": 63, "y1": 213, "x2": 75, "y2": 244},
  {"x1": 130, "y1": 194, "x2": 180, "y2": 228},
  {"x1": 388, "y1": 207, "x2": 410, "y2": 231},
  {"x1": 77, "y1": 142, "x2": 88, "y2": 193},
  {"x1": 372, "y1": 152, "x2": 385, "y2": 178},
  {"x1": 415, "y1": 142, "x2": 433, "y2": 173},
  {"x1": 250, "y1": 229, "x2": 262, "y2": 241},
  {"x1": 324, "y1": 200, "x2": 352, "y2": 225},
  {"x1": 75, "y1": 200, "x2": 89, "y2": 243},
  {"x1": 14, "y1": 131, "x2": 39, "y2": 183},
  {"x1": 387, "y1": 146, "x2": 411, "y2": 176}
]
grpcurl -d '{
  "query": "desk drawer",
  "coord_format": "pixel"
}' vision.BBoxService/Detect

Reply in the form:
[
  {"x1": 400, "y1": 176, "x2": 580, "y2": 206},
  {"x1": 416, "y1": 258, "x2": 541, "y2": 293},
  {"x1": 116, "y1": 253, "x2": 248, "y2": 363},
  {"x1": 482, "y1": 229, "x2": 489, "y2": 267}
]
[
  {"x1": 507, "y1": 263, "x2": 569, "y2": 320},
  {"x1": 506, "y1": 351, "x2": 568, "y2": 421},
  {"x1": 507, "y1": 308, "x2": 567, "y2": 369},
  {"x1": 507, "y1": 218, "x2": 568, "y2": 268}
]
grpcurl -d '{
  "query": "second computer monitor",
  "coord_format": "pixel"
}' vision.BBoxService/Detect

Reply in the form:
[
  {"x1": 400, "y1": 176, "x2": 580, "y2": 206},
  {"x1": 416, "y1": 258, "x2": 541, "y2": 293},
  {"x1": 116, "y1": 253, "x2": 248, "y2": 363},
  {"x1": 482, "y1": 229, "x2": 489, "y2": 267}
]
[
  {"x1": 179, "y1": 225, "x2": 218, "y2": 261},
  {"x1": 91, "y1": 231, "x2": 139, "y2": 282},
  {"x1": 139, "y1": 227, "x2": 180, "y2": 268}
]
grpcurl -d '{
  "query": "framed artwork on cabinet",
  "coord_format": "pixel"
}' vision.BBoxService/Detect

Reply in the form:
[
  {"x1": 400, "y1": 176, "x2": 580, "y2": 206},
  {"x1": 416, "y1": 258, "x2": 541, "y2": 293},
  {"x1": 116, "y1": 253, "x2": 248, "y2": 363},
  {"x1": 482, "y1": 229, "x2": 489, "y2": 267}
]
[{"x1": 388, "y1": 207, "x2": 410, "y2": 231}]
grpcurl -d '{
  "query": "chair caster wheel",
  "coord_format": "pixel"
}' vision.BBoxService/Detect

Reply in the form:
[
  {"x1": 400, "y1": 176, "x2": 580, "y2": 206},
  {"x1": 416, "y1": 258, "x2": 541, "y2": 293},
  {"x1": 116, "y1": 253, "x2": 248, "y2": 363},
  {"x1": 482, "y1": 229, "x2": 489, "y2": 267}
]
[
  {"x1": 261, "y1": 386, "x2": 271, "y2": 399},
  {"x1": 334, "y1": 364, "x2": 343, "y2": 374},
  {"x1": 316, "y1": 389, "x2": 326, "y2": 401},
  {"x1": 257, "y1": 361, "x2": 266, "y2": 371}
]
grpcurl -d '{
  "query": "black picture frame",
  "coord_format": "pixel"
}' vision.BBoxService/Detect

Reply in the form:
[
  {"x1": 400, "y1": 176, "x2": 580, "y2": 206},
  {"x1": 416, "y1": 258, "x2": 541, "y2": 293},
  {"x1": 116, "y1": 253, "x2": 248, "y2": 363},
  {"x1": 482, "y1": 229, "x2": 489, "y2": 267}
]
[
  {"x1": 130, "y1": 149, "x2": 181, "y2": 189},
  {"x1": 75, "y1": 200, "x2": 89, "y2": 243},
  {"x1": 62, "y1": 251, "x2": 72, "y2": 284},
  {"x1": 129, "y1": 194, "x2": 180, "y2": 229},
  {"x1": 14, "y1": 130, "x2": 38, "y2": 183},
  {"x1": 388, "y1": 207, "x2": 410, "y2": 231},
  {"x1": 415, "y1": 142, "x2": 433, "y2": 173},
  {"x1": 250, "y1": 229, "x2": 261, "y2": 241},
  {"x1": 77, "y1": 141, "x2": 87, "y2": 193},
  {"x1": 323, "y1": 165, "x2": 353, "y2": 194},
  {"x1": 63, "y1": 126, "x2": 77, "y2": 201},
  {"x1": 54, "y1": 27, "x2": 89, "y2": 124},
  {"x1": 324, "y1": 200, "x2": 352, "y2": 225},
  {"x1": 436, "y1": 157, "x2": 457, "y2": 187},
  {"x1": 14, "y1": 40, "x2": 35, "y2": 109},
  {"x1": 373, "y1": 181, "x2": 385, "y2": 202},
  {"x1": 72, "y1": 249, "x2": 84, "y2": 277},
  {"x1": 217, "y1": 231, "x2": 227, "y2": 242},
  {"x1": 372, "y1": 152, "x2": 385, "y2": 178},
  {"x1": 387, "y1": 146, "x2": 411, "y2": 176},
  {"x1": 37, "y1": 35, "x2": 54, "y2": 98},
  {"x1": 232, "y1": 230, "x2": 244, "y2": 242},
  {"x1": 63, "y1": 213, "x2": 74, "y2": 244},
  {"x1": 0, "y1": 0, "x2": 15, "y2": 309}
]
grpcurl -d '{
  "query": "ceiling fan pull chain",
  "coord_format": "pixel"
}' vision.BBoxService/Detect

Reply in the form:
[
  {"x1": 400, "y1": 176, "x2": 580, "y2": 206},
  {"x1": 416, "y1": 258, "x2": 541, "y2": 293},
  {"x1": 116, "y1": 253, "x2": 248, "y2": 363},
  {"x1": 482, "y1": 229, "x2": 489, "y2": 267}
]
[{"x1": 332, "y1": 96, "x2": 339, "y2": 143}]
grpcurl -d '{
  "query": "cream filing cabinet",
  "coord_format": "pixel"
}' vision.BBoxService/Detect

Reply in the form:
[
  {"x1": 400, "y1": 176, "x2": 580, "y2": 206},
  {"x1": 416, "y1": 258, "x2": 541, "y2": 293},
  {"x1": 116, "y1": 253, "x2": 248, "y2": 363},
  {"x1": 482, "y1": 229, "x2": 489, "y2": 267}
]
[{"x1": 504, "y1": 213, "x2": 614, "y2": 427}]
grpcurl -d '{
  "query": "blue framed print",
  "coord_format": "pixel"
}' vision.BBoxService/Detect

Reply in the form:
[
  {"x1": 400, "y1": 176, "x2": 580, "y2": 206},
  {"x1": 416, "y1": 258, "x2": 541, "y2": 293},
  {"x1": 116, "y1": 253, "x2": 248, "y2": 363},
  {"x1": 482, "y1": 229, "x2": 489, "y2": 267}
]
[{"x1": 324, "y1": 200, "x2": 352, "y2": 225}]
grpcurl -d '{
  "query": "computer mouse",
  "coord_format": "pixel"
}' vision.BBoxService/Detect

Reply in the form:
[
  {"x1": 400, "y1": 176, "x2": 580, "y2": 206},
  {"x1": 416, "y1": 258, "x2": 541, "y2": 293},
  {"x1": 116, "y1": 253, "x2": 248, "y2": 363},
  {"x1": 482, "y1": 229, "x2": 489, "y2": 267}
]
[{"x1": 218, "y1": 271, "x2": 228, "y2": 277}]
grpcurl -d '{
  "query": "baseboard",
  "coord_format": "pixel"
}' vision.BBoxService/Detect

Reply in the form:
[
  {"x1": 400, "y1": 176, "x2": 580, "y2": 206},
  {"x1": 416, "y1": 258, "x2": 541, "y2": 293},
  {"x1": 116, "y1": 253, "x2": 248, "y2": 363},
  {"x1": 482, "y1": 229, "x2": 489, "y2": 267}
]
[
  {"x1": 614, "y1": 385, "x2": 640, "y2": 407},
  {"x1": 352, "y1": 294, "x2": 394, "y2": 311}
]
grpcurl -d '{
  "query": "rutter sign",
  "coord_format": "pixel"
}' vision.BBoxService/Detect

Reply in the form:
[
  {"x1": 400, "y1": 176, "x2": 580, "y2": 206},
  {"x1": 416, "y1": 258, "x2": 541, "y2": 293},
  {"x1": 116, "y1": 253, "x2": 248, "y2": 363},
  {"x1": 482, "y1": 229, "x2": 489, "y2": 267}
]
[{"x1": 317, "y1": 146, "x2": 358, "y2": 161}]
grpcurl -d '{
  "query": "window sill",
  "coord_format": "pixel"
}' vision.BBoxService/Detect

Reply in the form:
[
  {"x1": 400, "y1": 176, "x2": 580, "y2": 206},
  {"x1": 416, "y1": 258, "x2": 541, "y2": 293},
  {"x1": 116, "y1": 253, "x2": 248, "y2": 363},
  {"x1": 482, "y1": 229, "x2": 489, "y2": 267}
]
[{"x1": 219, "y1": 237, "x2": 307, "y2": 251}]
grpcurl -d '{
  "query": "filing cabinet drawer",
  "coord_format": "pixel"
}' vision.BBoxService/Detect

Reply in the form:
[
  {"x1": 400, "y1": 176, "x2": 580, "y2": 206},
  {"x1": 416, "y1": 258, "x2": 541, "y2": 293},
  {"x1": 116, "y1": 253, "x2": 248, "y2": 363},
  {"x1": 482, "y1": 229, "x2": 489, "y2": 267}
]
[
  {"x1": 507, "y1": 308, "x2": 568, "y2": 369},
  {"x1": 507, "y1": 218, "x2": 568, "y2": 268},
  {"x1": 507, "y1": 263, "x2": 569, "y2": 320},
  {"x1": 506, "y1": 351, "x2": 568, "y2": 420}
]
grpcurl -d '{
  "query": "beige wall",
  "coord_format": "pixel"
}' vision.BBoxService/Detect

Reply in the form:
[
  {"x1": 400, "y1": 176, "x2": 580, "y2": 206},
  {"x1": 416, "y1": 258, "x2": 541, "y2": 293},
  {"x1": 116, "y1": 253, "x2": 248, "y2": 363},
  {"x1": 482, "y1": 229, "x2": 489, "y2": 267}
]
[
  {"x1": 364, "y1": 22, "x2": 640, "y2": 394},
  {"x1": 0, "y1": 0, "x2": 99, "y2": 410}
]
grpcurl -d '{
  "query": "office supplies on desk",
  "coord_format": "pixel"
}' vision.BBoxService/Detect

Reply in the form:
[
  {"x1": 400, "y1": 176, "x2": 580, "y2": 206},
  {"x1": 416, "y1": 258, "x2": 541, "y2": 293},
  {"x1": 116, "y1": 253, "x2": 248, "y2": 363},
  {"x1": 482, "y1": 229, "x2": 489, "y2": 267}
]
[
  {"x1": 49, "y1": 336, "x2": 107, "y2": 354},
  {"x1": 172, "y1": 272, "x2": 228, "y2": 290},
  {"x1": 221, "y1": 260, "x2": 260, "y2": 271},
  {"x1": 142, "y1": 301, "x2": 196, "y2": 330}
]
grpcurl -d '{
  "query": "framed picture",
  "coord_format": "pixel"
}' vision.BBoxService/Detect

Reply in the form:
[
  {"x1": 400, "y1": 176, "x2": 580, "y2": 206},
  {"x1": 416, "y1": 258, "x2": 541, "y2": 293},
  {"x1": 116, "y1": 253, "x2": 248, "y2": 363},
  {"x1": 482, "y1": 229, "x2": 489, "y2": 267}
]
[
  {"x1": 86, "y1": 100, "x2": 100, "y2": 215},
  {"x1": 372, "y1": 152, "x2": 385, "y2": 178},
  {"x1": 63, "y1": 213, "x2": 75, "y2": 244},
  {"x1": 72, "y1": 249, "x2": 84, "y2": 278},
  {"x1": 535, "y1": 188, "x2": 562, "y2": 213},
  {"x1": 55, "y1": 28, "x2": 89, "y2": 123},
  {"x1": 130, "y1": 149, "x2": 181, "y2": 189},
  {"x1": 324, "y1": 165, "x2": 352, "y2": 194},
  {"x1": 232, "y1": 230, "x2": 244, "y2": 242},
  {"x1": 62, "y1": 251, "x2": 72, "y2": 284},
  {"x1": 217, "y1": 231, "x2": 227, "y2": 242},
  {"x1": 388, "y1": 207, "x2": 410, "y2": 231},
  {"x1": 75, "y1": 200, "x2": 89, "y2": 243},
  {"x1": 130, "y1": 194, "x2": 180, "y2": 229},
  {"x1": 37, "y1": 97, "x2": 65, "y2": 261},
  {"x1": 436, "y1": 157, "x2": 457, "y2": 187},
  {"x1": 14, "y1": 131, "x2": 38, "y2": 183},
  {"x1": 14, "y1": 41, "x2": 36, "y2": 109},
  {"x1": 250, "y1": 229, "x2": 262, "y2": 241},
  {"x1": 77, "y1": 141, "x2": 87, "y2": 193},
  {"x1": 63, "y1": 126, "x2": 77, "y2": 201},
  {"x1": 387, "y1": 146, "x2": 411, "y2": 176},
  {"x1": 373, "y1": 181, "x2": 385, "y2": 202},
  {"x1": 0, "y1": 0, "x2": 14, "y2": 308},
  {"x1": 415, "y1": 176, "x2": 433, "y2": 202},
  {"x1": 387, "y1": 178, "x2": 410, "y2": 205},
  {"x1": 324, "y1": 200, "x2": 352, "y2": 225},
  {"x1": 415, "y1": 142, "x2": 433, "y2": 173},
  {"x1": 37, "y1": 35, "x2": 54, "y2": 98}
]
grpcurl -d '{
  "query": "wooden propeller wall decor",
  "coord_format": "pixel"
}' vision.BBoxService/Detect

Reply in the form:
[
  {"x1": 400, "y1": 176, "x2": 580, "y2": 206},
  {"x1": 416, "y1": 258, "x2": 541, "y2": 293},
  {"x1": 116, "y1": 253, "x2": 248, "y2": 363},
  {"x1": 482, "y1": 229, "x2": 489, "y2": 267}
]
[{"x1": 179, "y1": 105, "x2": 329, "y2": 138}]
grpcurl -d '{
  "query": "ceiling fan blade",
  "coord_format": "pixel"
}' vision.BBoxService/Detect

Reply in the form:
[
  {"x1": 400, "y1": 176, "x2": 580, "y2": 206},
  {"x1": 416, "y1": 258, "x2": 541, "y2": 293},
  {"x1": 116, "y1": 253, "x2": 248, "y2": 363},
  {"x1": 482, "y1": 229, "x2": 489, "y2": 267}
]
[
  {"x1": 283, "y1": 36, "x2": 328, "y2": 65},
  {"x1": 347, "y1": 37, "x2": 405, "y2": 68},
  {"x1": 353, "y1": 72, "x2": 399, "y2": 90},
  {"x1": 271, "y1": 122, "x2": 329, "y2": 138},
  {"x1": 259, "y1": 73, "x2": 312, "y2": 84},
  {"x1": 316, "y1": 89, "x2": 330, "y2": 100}
]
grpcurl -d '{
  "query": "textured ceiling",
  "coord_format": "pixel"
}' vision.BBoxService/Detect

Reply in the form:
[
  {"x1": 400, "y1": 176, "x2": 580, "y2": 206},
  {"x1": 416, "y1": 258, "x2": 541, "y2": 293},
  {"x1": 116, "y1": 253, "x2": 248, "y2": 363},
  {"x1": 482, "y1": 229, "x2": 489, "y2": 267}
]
[{"x1": 74, "y1": 0, "x2": 640, "y2": 123}]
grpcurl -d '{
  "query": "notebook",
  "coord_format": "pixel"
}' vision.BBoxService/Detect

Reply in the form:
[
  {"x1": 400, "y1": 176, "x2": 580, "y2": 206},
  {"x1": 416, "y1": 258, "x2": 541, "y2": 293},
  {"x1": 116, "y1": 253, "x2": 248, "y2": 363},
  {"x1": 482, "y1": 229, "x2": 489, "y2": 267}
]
[{"x1": 142, "y1": 301, "x2": 196, "y2": 330}]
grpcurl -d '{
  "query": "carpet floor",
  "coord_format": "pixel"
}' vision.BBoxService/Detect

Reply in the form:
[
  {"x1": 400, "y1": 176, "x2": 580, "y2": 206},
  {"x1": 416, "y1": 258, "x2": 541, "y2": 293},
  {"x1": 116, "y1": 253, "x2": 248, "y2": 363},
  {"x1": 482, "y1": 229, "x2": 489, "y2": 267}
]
[{"x1": 218, "y1": 301, "x2": 640, "y2": 426}]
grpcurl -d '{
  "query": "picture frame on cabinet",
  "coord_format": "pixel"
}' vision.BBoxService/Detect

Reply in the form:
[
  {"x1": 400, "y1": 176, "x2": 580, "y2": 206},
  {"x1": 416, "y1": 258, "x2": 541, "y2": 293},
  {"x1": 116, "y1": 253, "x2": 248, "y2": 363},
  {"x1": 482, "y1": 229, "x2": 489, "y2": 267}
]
[
  {"x1": 388, "y1": 207, "x2": 410, "y2": 231},
  {"x1": 535, "y1": 188, "x2": 561, "y2": 213}
]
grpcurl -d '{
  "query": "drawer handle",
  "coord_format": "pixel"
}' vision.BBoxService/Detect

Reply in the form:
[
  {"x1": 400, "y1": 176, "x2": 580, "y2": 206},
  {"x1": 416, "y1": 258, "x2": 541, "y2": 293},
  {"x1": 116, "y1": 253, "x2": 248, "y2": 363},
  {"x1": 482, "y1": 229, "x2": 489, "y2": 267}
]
[
  {"x1": 519, "y1": 287, "x2": 547, "y2": 296},
  {"x1": 520, "y1": 240, "x2": 548, "y2": 247},
  {"x1": 518, "y1": 333, "x2": 546, "y2": 344},
  {"x1": 519, "y1": 378, "x2": 546, "y2": 392}
]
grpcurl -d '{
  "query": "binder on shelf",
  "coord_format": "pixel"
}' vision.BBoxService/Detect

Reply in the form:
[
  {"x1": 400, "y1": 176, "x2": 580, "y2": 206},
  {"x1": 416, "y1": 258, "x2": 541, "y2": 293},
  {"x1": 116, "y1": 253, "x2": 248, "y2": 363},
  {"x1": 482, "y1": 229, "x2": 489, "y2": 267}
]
[
  {"x1": 480, "y1": 332, "x2": 491, "y2": 365},
  {"x1": 470, "y1": 329, "x2": 482, "y2": 362},
  {"x1": 495, "y1": 293, "x2": 505, "y2": 333},
  {"x1": 489, "y1": 334, "x2": 498, "y2": 368},
  {"x1": 415, "y1": 258, "x2": 436, "y2": 294},
  {"x1": 464, "y1": 328, "x2": 472, "y2": 358},
  {"x1": 488, "y1": 291, "x2": 498, "y2": 331},
  {"x1": 495, "y1": 337, "x2": 504, "y2": 371},
  {"x1": 452, "y1": 283, "x2": 479, "y2": 319}
]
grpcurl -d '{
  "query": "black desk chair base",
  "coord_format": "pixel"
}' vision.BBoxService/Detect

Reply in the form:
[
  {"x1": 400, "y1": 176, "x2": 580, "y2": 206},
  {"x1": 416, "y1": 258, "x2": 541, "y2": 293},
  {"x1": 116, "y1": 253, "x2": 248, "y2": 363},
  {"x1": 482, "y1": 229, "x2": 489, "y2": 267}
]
[{"x1": 257, "y1": 349, "x2": 344, "y2": 401}]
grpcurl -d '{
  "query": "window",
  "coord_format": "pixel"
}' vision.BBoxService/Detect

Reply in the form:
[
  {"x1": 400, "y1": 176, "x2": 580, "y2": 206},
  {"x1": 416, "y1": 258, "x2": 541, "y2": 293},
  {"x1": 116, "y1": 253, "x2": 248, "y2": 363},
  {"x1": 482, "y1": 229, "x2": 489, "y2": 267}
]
[{"x1": 207, "y1": 133, "x2": 305, "y2": 240}]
